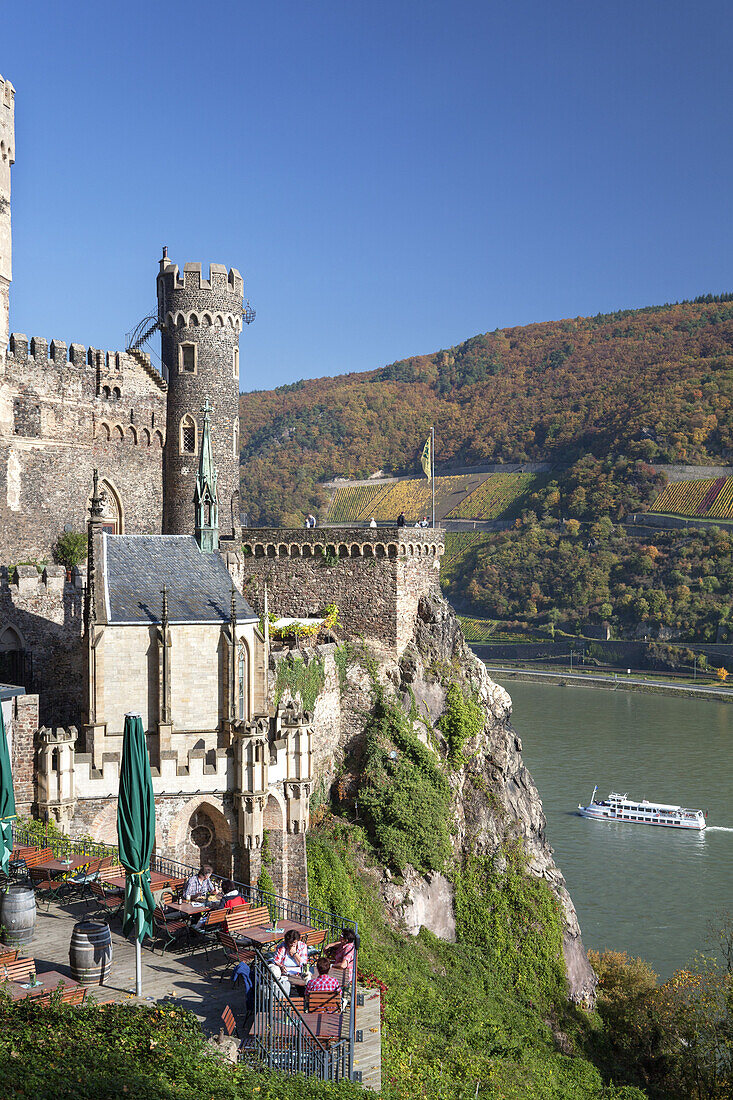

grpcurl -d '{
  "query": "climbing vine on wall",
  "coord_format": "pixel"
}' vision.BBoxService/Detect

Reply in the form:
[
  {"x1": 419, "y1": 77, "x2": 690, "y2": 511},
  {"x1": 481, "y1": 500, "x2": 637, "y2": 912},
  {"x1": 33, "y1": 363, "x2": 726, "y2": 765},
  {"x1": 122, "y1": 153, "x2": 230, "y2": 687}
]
[{"x1": 274, "y1": 654, "x2": 326, "y2": 713}]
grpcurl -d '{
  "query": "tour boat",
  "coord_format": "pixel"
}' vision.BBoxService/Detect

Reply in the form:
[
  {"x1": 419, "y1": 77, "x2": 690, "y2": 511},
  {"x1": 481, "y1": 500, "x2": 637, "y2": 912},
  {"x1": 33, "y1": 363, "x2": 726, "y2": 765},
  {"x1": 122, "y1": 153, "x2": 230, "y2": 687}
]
[{"x1": 577, "y1": 786, "x2": 706, "y2": 830}]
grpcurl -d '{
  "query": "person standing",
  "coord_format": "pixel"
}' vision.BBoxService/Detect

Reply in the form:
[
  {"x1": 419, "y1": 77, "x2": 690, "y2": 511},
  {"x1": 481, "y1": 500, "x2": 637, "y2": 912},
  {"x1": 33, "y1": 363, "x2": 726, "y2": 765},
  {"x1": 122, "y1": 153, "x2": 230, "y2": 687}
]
[
  {"x1": 369, "y1": 517, "x2": 377, "y2": 528},
  {"x1": 397, "y1": 512, "x2": 405, "y2": 527}
]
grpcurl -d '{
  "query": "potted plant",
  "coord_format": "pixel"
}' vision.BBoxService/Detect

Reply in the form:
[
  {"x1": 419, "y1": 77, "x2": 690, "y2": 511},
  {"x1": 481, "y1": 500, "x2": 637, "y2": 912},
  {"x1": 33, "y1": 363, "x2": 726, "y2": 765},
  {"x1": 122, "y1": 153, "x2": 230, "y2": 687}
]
[{"x1": 53, "y1": 532, "x2": 88, "y2": 581}]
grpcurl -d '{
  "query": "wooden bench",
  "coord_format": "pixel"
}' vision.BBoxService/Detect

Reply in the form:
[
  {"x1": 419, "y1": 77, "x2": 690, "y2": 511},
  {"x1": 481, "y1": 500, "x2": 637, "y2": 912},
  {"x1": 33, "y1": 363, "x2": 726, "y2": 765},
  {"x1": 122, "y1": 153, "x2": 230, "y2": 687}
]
[
  {"x1": 306, "y1": 988, "x2": 343, "y2": 1013},
  {"x1": 1, "y1": 957, "x2": 35, "y2": 982},
  {"x1": 20, "y1": 848, "x2": 53, "y2": 868},
  {"x1": 37, "y1": 986, "x2": 87, "y2": 1006},
  {"x1": 0, "y1": 949, "x2": 19, "y2": 965},
  {"x1": 226, "y1": 905, "x2": 270, "y2": 934}
]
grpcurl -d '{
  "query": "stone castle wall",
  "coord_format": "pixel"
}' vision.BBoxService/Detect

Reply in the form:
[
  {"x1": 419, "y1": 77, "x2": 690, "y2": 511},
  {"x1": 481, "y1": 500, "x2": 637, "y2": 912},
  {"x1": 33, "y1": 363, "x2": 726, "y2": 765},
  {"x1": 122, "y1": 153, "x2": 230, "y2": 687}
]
[
  {"x1": 0, "y1": 337, "x2": 166, "y2": 561},
  {"x1": 0, "y1": 566, "x2": 84, "y2": 726},
  {"x1": 10, "y1": 691, "x2": 39, "y2": 815},
  {"x1": 229, "y1": 527, "x2": 443, "y2": 653}
]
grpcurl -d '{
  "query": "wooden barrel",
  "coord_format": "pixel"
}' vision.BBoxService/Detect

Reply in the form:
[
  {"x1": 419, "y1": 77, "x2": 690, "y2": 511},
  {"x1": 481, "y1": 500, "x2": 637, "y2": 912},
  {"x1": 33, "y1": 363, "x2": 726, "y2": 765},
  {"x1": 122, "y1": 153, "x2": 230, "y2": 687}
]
[
  {"x1": 69, "y1": 920, "x2": 113, "y2": 985},
  {"x1": 0, "y1": 885, "x2": 36, "y2": 947}
]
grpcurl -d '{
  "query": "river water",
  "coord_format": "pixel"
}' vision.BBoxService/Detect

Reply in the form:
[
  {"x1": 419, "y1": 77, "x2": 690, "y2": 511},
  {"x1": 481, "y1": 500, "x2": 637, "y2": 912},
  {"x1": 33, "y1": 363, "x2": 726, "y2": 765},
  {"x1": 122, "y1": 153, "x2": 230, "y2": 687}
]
[{"x1": 496, "y1": 678, "x2": 733, "y2": 980}]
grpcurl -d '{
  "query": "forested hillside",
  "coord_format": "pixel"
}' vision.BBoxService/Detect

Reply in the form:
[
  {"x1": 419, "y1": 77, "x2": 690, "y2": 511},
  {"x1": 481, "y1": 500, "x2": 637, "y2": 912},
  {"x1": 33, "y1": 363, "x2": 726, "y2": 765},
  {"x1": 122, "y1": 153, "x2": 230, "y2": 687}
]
[{"x1": 239, "y1": 296, "x2": 733, "y2": 525}]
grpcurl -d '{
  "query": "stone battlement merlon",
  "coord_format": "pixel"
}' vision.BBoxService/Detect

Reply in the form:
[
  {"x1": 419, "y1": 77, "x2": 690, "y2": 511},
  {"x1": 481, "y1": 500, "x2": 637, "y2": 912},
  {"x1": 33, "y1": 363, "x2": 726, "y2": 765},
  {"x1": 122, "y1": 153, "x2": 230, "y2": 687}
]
[
  {"x1": 158, "y1": 259, "x2": 244, "y2": 300},
  {"x1": 0, "y1": 74, "x2": 15, "y2": 109},
  {"x1": 239, "y1": 525, "x2": 444, "y2": 561},
  {"x1": 7, "y1": 333, "x2": 129, "y2": 371}
]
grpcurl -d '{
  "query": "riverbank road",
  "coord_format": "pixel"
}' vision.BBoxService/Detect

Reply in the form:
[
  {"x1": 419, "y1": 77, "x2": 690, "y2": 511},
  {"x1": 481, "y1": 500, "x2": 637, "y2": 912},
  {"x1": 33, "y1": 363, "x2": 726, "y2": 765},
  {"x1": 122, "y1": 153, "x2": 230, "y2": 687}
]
[{"x1": 483, "y1": 665, "x2": 733, "y2": 702}]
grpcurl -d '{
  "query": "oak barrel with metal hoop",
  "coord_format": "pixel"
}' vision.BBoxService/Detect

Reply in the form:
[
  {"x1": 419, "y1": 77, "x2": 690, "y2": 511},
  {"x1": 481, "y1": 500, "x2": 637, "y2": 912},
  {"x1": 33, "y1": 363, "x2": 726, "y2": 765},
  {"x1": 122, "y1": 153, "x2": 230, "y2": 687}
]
[
  {"x1": 0, "y1": 885, "x2": 36, "y2": 947},
  {"x1": 69, "y1": 920, "x2": 113, "y2": 985}
]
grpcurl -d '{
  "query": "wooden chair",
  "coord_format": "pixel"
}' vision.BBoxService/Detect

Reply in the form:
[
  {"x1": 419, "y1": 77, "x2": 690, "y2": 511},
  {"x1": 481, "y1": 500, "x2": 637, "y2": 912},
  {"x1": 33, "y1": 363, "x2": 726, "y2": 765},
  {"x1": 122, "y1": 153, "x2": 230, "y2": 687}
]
[
  {"x1": 67, "y1": 858, "x2": 102, "y2": 902},
  {"x1": 216, "y1": 932, "x2": 254, "y2": 983},
  {"x1": 306, "y1": 988, "x2": 342, "y2": 1013},
  {"x1": 29, "y1": 868, "x2": 70, "y2": 909},
  {"x1": 305, "y1": 929, "x2": 327, "y2": 957},
  {"x1": 151, "y1": 908, "x2": 190, "y2": 955},
  {"x1": 87, "y1": 881, "x2": 123, "y2": 921},
  {"x1": 221, "y1": 1004, "x2": 238, "y2": 1038}
]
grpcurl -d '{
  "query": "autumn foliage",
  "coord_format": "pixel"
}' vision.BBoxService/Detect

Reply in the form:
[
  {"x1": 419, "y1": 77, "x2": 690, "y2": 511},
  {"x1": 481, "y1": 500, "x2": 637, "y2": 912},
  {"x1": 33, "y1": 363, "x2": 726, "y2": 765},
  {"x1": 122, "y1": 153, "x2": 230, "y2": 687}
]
[{"x1": 239, "y1": 296, "x2": 733, "y2": 525}]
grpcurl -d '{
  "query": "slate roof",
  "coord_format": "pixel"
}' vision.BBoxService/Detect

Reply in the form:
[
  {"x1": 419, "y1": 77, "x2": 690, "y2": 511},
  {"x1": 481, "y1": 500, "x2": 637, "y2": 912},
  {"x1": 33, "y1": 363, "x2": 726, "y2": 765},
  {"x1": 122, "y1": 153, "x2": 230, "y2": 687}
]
[{"x1": 103, "y1": 535, "x2": 256, "y2": 624}]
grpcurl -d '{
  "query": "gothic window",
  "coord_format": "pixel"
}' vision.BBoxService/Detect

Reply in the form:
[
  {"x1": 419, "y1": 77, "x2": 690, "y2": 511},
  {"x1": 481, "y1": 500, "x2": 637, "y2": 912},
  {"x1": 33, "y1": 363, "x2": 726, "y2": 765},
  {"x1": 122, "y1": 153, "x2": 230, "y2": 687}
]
[
  {"x1": 238, "y1": 642, "x2": 246, "y2": 720},
  {"x1": 112, "y1": 387, "x2": 121, "y2": 400},
  {"x1": 87, "y1": 478, "x2": 123, "y2": 534},
  {"x1": 180, "y1": 414, "x2": 197, "y2": 454},
  {"x1": 233, "y1": 347, "x2": 239, "y2": 381},
  {"x1": 102, "y1": 386, "x2": 110, "y2": 399},
  {"x1": 179, "y1": 343, "x2": 197, "y2": 374}
]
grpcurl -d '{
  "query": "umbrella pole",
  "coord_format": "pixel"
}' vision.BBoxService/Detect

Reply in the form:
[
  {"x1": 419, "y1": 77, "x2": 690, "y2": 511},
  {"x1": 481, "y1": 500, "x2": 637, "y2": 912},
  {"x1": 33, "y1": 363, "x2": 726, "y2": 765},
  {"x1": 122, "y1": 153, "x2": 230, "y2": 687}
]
[{"x1": 135, "y1": 937, "x2": 142, "y2": 997}]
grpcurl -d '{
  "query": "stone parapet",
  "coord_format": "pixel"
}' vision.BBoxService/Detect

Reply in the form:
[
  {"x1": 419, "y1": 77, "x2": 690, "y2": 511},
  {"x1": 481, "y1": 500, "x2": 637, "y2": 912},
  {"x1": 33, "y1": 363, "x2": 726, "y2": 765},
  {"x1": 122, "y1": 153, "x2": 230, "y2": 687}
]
[
  {"x1": 229, "y1": 527, "x2": 443, "y2": 654},
  {"x1": 74, "y1": 744, "x2": 234, "y2": 800}
]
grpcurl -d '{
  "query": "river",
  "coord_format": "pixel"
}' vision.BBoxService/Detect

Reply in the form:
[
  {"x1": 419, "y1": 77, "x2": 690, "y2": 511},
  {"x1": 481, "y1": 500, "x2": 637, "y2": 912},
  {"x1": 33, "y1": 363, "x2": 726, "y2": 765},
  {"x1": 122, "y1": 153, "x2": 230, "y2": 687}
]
[{"x1": 497, "y1": 678, "x2": 733, "y2": 980}]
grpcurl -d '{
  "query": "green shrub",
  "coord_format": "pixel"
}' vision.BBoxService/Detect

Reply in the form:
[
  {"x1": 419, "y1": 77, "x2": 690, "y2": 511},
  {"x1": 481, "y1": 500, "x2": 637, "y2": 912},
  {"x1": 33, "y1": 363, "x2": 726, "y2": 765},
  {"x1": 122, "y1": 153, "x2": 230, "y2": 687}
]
[
  {"x1": 438, "y1": 682, "x2": 485, "y2": 765},
  {"x1": 454, "y1": 843, "x2": 567, "y2": 1007},
  {"x1": 358, "y1": 694, "x2": 452, "y2": 874},
  {"x1": 53, "y1": 531, "x2": 88, "y2": 569}
]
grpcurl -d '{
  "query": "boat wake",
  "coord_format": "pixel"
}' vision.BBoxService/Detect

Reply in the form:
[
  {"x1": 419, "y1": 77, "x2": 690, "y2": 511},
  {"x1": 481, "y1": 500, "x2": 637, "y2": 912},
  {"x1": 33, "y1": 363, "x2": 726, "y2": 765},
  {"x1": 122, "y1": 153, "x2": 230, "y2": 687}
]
[{"x1": 706, "y1": 826, "x2": 733, "y2": 833}]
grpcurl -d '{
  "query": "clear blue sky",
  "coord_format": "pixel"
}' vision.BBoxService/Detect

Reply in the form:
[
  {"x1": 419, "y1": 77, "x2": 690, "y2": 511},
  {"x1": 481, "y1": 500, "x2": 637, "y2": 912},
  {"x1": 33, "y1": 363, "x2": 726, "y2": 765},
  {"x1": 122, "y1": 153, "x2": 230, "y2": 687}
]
[{"x1": 4, "y1": 0, "x2": 732, "y2": 391}]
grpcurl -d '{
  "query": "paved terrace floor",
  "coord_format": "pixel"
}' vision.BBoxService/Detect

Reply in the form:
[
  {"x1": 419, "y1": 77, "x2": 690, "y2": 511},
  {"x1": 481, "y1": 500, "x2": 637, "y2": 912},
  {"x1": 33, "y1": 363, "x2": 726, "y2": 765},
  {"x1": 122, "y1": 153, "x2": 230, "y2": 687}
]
[{"x1": 21, "y1": 896, "x2": 381, "y2": 1091}]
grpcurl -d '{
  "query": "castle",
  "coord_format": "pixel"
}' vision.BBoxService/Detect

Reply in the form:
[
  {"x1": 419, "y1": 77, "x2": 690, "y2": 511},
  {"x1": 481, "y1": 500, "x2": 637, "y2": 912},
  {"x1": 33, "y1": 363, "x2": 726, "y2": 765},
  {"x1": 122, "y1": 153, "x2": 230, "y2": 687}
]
[{"x1": 0, "y1": 73, "x2": 444, "y2": 898}]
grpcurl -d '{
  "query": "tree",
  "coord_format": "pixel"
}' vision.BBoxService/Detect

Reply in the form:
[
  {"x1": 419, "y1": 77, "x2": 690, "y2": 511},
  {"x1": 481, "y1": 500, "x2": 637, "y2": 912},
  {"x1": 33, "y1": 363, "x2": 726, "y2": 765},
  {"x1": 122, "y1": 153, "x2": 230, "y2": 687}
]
[
  {"x1": 716, "y1": 667, "x2": 729, "y2": 682},
  {"x1": 53, "y1": 532, "x2": 87, "y2": 570}
]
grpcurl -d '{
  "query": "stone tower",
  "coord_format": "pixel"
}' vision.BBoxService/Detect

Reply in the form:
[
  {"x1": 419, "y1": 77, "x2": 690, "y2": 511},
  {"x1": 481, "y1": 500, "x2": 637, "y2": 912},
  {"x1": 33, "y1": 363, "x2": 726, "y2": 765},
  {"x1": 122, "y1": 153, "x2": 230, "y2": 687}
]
[
  {"x1": 0, "y1": 74, "x2": 15, "y2": 371},
  {"x1": 157, "y1": 251, "x2": 244, "y2": 539}
]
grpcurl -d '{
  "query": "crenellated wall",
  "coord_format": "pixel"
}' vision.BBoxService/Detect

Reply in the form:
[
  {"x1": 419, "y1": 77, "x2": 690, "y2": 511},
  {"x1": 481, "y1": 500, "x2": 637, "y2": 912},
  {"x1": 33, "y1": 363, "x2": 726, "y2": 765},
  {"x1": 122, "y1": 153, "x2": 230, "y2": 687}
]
[
  {"x1": 0, "y1": 565, "x2": 84, "y2": 726},
  {"x1": 0, "y1": 334, "x2": 166, "y2": 561},
  {"x1": 227, "y1": 526, "x2": 444, "y2": 653}
]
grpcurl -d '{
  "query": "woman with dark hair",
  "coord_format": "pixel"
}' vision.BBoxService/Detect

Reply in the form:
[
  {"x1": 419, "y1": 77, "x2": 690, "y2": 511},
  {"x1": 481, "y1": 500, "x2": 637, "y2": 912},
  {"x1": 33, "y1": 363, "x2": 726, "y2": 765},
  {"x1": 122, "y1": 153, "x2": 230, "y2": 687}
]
[
  {"x1": 219, "y1": 879, "x2": 246, "y2": 909},
  {"x1": 325, "y1": 926, "x2": 358, "y2": 980},
  {"x1": 272, "y1": 928, "x2": 308, "y2": 976}
]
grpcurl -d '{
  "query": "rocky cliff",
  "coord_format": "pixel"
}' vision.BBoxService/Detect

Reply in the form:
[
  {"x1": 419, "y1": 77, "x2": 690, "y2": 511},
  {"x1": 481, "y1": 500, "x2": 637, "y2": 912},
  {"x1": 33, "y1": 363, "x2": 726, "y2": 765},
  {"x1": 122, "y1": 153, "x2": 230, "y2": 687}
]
[{"x1": 274, "y1": 592, "x2": 596, "y2": 1005}]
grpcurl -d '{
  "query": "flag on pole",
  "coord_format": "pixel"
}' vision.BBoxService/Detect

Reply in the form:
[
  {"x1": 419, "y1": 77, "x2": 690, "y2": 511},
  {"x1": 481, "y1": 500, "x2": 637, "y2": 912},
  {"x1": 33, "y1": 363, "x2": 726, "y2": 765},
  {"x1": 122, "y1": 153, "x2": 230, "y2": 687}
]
[{"x1": 420, "y1": 435, "x2": 432, "y2": 480}]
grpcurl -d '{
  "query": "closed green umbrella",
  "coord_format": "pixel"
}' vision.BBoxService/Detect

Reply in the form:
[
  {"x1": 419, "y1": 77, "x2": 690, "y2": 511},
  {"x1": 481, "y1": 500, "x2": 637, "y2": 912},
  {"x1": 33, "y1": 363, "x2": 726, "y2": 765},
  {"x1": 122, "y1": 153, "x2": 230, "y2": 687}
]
[
  {"x1": 117, "y1": 712, "x2": 156, "y2": 997},
  {"x1": 0, "y1": 703, "x2": 16, "y2": 877}
]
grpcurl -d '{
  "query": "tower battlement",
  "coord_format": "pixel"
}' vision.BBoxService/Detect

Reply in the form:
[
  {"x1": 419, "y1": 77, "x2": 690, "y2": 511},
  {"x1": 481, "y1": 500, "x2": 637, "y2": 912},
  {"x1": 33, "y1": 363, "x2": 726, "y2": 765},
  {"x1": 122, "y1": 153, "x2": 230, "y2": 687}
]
[{"x1": 159, "y1": 260, "x2": 244, "y2": 297}]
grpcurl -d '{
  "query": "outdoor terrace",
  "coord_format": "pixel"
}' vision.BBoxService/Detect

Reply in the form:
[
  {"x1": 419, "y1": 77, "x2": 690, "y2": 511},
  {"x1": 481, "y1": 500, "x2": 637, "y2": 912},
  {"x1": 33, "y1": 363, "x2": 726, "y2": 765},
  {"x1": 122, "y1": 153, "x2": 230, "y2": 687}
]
[{"x1": 5, "y1": 829, "x2": 381, "y2": 1090}]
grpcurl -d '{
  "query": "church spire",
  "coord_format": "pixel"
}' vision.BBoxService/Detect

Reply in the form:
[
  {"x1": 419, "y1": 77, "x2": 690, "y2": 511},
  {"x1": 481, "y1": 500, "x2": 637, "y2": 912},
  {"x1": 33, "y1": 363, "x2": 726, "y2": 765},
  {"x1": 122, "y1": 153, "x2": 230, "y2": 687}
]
[{"x1": 195, "y1": 399, "x2": 219, "y2": 552}]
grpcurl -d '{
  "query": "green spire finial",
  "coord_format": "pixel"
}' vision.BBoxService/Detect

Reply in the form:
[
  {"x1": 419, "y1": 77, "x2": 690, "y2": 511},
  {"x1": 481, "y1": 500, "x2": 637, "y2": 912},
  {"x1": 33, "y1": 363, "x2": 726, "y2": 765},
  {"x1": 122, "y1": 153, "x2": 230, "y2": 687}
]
[{"x1": 195, "y1": 400, "x2": 219, "y2": 552}]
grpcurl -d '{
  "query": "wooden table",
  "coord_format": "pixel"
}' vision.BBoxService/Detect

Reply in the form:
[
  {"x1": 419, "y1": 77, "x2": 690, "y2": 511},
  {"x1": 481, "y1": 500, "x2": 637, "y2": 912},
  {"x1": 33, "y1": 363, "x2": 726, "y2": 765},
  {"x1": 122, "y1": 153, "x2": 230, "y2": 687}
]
[
  {"x1": 238, "y1": 919, "x2": 315, "y2": 948},
  {"x1": 34, "y1": 856, "x2": 89, "y2": 874},
  {"x1": 166, "y1": 900, "x2": 212, "y2": 917},
  {"x1": 101, "y1": 871, "x2": 186, "y2": 892},
  {"x1": 2, "y1": 970, "x2": 81, "y2": 1001}
]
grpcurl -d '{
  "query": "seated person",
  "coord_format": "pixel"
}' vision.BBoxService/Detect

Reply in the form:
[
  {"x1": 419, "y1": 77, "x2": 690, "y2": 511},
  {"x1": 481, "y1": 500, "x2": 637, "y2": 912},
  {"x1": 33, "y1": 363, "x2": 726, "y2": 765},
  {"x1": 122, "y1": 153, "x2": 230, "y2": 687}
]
[
  {"x1": 182, "y1": 865, "x2": 216, "y2": 900},
  {"x1": 272, "y1": 928, "x2": 308, "y2": 976},
  {"x1": 219, "y1": 879, "x2": 246, "y2": 910},
  {"x1": 324, "y1": 926, "x2": 358, "y2": 979},
  {"x1": 305, "y1": 955, "x2": 341, "y2": 999}
]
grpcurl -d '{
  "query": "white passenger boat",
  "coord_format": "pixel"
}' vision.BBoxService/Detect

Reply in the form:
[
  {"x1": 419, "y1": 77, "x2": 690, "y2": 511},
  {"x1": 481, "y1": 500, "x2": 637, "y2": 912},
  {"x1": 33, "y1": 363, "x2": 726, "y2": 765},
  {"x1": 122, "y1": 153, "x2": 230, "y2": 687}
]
[{"x1": 578, "y1": 786, "x2": 706, "y2": 830}]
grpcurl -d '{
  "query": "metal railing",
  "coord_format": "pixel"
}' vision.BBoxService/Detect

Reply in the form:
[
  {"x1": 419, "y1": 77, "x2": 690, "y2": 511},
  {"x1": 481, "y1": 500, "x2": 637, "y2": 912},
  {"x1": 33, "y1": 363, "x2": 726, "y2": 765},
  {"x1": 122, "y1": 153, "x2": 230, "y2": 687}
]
[
  {"x1": 240, "y1": 948, "x2": 350, "y2": 1081},
  {"x1": 11, "y1": 822, "x2": 358, "y2": 1081}
]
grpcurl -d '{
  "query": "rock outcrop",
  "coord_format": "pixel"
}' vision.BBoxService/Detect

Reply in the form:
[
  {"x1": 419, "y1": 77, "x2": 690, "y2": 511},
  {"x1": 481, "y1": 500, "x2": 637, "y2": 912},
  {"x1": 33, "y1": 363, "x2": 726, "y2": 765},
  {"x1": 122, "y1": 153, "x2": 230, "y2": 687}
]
[{"x1": 275, "y1": 591, "x2": 597, "y2": 1005}]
